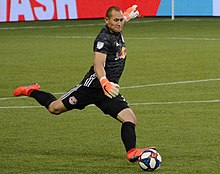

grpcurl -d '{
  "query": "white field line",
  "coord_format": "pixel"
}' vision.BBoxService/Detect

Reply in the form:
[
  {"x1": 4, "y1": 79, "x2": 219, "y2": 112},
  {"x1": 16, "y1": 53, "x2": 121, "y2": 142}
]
[
  {"x1": 1, "y1": 77, "x2": 220, "y2": 101},
  {"x1": 0, "y1": 78, "x2": 220, "y2": 109},
  {"x1": 0, "y1": 18, "x2": 219, "y2": 30},
  {"x1": 26, "y1": 35, "x2": 220, "y2": 41},
  {"x1": 0, "y1": 23, "x2": 104, "y2": 30},
  {"x1": 30, "y1": 35, "x2": 95, "y2": 39},
  {"x1": 130, "y1": 100, "x2": 220, "y2": 106},
  {"x1": 121, "y1": 78, "x2": 220, "y2": 89},
  {"x1": 0, "y1": 19, "x2": 173, "y2": 30},
  {"x1": 127, "y1": 37, "x2": 220, "y2": 41},
  {"x1": 0, "y1": 99, "x2": 220, "y2": 109},
  {"x1": 0, "y1": 106, "x2": 43, "y2": 109}
]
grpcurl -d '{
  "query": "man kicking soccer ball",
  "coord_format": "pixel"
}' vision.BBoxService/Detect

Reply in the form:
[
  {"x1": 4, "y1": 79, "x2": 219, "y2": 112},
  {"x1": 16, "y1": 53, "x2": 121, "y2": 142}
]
[{"x1": 13, "y1": 5, "x2": 154, "y2": 163}]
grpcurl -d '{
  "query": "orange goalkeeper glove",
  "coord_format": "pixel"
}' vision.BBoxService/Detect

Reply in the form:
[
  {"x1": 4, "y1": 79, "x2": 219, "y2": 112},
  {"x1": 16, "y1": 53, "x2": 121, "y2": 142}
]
[
  {"x1": 100, "y1": 77, "x2": 120, "y2": 98},
  {"x1": 124, "y1": 5, "x2": 140, "y2": 22}
]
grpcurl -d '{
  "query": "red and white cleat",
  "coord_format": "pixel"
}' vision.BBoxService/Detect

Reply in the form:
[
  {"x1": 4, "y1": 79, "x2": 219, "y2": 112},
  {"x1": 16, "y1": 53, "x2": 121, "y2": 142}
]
[
  {"x1": 13, "y1": 83, "x2": 40, "y2": 97},
  {"x1": 127, "y1": 147, "x2": 156, "y2": 163}
]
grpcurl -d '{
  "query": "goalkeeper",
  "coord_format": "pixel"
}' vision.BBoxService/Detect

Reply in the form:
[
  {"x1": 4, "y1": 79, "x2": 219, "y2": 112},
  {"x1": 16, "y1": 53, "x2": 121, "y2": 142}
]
[{"x1": 13, "y1": 6, "x2": 153, "y2": 163}]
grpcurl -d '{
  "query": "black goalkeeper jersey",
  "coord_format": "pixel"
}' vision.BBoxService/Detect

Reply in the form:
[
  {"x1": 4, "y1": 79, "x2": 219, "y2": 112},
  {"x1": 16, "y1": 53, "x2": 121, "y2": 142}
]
[{"x1": 81, "y1": 26, "x2": 127, "y2": 88}]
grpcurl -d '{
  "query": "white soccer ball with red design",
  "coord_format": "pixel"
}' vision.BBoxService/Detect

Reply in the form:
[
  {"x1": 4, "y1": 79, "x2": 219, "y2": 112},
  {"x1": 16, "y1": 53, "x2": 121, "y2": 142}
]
[{"x1": 138, "y1": 148, "x2": 162, "y2": 171}]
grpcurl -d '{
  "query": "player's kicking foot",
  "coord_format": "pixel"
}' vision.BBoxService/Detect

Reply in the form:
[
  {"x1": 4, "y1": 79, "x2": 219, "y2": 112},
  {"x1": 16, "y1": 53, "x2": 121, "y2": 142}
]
[
  {"x1": 127, "y1": 147, "x2": 156, "y2": 163},
  {"x1": 13, "y1": 83, "x2": 40, "y2": 97}
]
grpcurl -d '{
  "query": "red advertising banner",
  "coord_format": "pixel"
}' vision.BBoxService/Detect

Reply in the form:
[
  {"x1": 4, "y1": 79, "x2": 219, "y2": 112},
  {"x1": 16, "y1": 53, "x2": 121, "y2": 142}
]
[
  {"x1": 0, "y1": 0, "x2": 161, "y2": 22},
  {"x1": 0, "y1": 0, "x2": 78, "y2": 22},
  {"x1": 76, "y1": 0, "x2": 161, "y2": 19}
]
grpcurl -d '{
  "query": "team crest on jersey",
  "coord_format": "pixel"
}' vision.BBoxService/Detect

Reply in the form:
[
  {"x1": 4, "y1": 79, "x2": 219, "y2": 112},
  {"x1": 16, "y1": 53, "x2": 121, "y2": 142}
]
[
  {"x1": 116, "y1": 47, "x2": 127, "y2": 59},
  {"x1": 69, "y1": 96, "x2": 77, "y2": 105},
  {"x1": 96, "y1": 41, "x2": 104, "y2": 49}
]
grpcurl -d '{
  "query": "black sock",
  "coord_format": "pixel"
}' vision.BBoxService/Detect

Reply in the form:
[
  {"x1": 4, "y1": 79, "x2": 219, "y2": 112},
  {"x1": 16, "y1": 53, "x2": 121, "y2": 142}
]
[
  {"x1": 30, "y1": 90, "x2": 56, "y2": 109},
  {"x1": 121, "y1": 122, "x2": 136, "y2": 152}
]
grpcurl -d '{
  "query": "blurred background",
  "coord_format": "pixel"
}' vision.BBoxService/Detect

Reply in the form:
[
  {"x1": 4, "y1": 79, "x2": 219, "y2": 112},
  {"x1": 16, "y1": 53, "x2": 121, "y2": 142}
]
[{"x1": 0, "y1": 0, "x2": 219, "y2": 23}]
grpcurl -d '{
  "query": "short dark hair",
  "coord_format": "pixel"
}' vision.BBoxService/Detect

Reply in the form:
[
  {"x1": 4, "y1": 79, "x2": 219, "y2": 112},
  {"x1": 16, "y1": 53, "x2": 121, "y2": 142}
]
[{"x1": 106, "y1": 6, "x2": 122, "y2": 18}]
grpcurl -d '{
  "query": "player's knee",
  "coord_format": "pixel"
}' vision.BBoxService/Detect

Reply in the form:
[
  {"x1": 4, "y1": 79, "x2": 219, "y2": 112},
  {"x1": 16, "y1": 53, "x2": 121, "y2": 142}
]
[
  {"x1": 130, "y1": 116, "x2": 137, "y2": 125},
  {"x1": 48, "y1": 105, "x2": 61, "y2": 115},
  {"x1": 48, "y1": 107, "x2": 61, "y2": 115},
  {"x1": 48, "y1": 101, "x2": 63, "y2": 115},
  {"x1": 123, "y1": 115, "x2": 137, "y2": 125},
  {"x1": 117, "y1": 108, "x2": 137, "y2": 124}
]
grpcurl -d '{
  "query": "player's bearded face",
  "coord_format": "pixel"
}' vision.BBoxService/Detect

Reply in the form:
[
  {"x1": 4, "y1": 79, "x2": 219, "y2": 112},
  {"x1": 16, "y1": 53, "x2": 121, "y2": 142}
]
[{"x1": 105, "y1": 10, "x2": 125, "y2": 33}]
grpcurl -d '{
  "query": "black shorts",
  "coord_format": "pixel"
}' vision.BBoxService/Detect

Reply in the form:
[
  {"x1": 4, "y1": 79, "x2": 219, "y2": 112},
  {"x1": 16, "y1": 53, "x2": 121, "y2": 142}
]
[{"x1": 60, "y1": 84, "x2": 129, "y2": 118}]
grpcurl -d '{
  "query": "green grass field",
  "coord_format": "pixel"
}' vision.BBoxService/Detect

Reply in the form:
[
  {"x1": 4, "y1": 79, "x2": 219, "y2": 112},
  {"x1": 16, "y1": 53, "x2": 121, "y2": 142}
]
[{"x1": 0, "y1": 17, "x2": 220, "y2": 173}]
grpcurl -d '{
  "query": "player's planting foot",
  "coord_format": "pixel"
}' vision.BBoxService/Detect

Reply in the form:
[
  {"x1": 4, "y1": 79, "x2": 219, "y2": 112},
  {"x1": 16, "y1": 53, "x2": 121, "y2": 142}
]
[
  {"x1": 127, "y1": 147, "x2": 156, "y2": 163},
  {"x1": 13, "y1": 83, "x2": 40, "y2": 96}
]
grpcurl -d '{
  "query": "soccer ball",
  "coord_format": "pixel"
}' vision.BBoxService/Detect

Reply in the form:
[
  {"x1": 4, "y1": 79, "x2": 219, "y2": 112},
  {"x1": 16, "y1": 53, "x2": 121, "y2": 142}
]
[{"x1": 138, "y1": 148, "x2": 162, "y2": 171}]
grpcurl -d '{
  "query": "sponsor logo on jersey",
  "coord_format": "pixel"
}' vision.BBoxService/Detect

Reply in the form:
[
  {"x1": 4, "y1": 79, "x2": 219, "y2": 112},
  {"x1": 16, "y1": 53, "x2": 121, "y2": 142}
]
[{"x1": 116, "y1": 47, "x2": 126, "y2": 60}]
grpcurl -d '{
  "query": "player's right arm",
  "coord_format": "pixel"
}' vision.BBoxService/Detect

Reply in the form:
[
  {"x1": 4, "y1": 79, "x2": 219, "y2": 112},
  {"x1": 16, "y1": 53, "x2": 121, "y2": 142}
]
[
  {"x1": 123, "y1": 5, "x2": 139, "y2": 22},
  {"x1": 93, "y1": 52, "x2": 119, "y2": 98},
  {"x1": 93, "y1": 52, "x2": 106, "y2": 80}
]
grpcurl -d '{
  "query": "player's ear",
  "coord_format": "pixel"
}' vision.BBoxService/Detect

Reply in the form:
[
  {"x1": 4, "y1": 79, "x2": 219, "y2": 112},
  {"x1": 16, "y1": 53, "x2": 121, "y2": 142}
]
[{"x1": 104, "y1": 17, "x2": 109, "y2": 24}]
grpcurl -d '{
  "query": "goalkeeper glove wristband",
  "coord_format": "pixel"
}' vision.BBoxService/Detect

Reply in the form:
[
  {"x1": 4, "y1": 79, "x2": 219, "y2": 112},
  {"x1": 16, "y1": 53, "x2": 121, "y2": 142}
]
[
  {"x1": 100, "y1": 76, "x2": 120, "y2": 98},
  {"x1": 124, "y1": 5, "x2": 140, "y2": 22}
]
